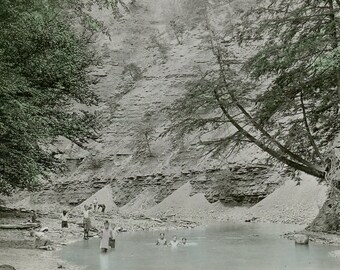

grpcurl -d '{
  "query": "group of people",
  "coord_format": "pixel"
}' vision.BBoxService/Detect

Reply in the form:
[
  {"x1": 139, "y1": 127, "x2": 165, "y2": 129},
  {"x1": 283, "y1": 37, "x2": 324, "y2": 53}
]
[
  {"x1": 29, "y1": 198, "x2": 189, "y2": 253},
  {"x1": 156, "y1": 233, "x2": 187, "y2": 247},
  {"x1": 92, "y1": 197, "x2": 106, "y2": 213},
  {"x1": 28, "y1": 197, "x2": 110, "y2": 250},
  {"x1": 82, "y1": 203, "x2": 121, "y2": 252}
]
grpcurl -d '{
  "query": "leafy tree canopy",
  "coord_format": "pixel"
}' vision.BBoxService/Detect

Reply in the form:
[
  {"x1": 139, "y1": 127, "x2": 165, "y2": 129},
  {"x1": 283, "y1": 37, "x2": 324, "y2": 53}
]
[
  {"x1": 168, "y1": 0, "x2": 340, "y2": 180},
  {"x1": 0, "y1": 0, "x2": 120, "y2": 195}
]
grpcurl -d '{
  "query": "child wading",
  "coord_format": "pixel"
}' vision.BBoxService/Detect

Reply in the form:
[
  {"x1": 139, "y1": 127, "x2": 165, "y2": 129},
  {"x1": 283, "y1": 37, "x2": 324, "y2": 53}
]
[{"x1": 100, "y1": 220, "x2": 113, "y2": 253}]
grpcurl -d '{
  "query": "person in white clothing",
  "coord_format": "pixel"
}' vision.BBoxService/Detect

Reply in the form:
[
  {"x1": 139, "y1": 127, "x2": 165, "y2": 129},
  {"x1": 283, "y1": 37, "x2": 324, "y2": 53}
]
[
  {"x1": 168, "y1": 235, "x2": 179, "y2": 247},
  {"x1": 30, "y1": 230, "x2": 53, "y2": 250},
  {"x1": 61, "y1": 210, "x2": 68, "y2": 238},
  {"x1": 100, "y1": 220, "x2": 113, "y2": 252},
  {"x1": 61, "y1": 210, "x2": 68, "y2": 228}
]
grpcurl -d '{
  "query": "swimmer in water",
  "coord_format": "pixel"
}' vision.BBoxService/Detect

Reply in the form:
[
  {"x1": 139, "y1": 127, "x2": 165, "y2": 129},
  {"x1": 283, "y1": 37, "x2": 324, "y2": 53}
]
[
  {"x1": 156, "y1": 233, "x2": 167, "y2": 246},
  {"x1": 168, "y1": 235, "x2": 179, "y2": 247},
  {"x1": 180, "y1": 237, "x2": 187, "y2": 246}
]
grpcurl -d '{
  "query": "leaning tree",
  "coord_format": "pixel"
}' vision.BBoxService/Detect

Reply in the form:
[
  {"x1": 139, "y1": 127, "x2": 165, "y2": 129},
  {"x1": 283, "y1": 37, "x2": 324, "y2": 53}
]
[{"x1": 167, "y1": 0, "x2": 340, "y2": 231}]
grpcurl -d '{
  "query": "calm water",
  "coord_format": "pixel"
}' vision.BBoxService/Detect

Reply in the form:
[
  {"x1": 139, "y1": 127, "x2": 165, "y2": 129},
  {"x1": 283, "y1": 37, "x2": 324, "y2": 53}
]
[{"x1": 60, "y1": 223, "x2": 340, "y2": 270}]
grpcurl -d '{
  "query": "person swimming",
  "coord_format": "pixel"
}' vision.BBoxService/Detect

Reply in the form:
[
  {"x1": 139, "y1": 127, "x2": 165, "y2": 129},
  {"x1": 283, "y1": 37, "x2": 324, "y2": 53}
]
[
  {"x1": 156, "y1": 233, "x2": 167, "y2": 246},
  {"x1": 180, "y1": 237, "x2": 187, "y2": 246},
  {"x1": 168, "y1": 235, "x2": 179, "y2": 247}
]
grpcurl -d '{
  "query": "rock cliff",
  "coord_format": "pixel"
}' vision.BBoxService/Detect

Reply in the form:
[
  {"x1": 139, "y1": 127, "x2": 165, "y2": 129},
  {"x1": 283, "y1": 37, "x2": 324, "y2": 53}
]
[{"x1": 19, "y1": 0, "x2": 283, "y2": 209}]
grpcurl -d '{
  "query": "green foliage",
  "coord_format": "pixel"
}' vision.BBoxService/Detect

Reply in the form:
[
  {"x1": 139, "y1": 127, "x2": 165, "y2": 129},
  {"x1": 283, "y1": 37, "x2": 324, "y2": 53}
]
[
  {"x1": 147, "y1": 33, "x2": 169, "y2": 60},
  {"x1": 164, "y1": 0, "x2": 207, "y2": 44},
  {"x1": 167, "y1": 1, "x2": 340, "y2": 178},
  {"x1": 0, "y1": 0, "x2": 102, "y2": 195},
  {"x1": 122, "y1": 63, "x2": 144, "y2": 81},
  {"x1": 133, "y1": 111, "x2": 157, "y2": 158},
  {"x1": 237, "y1": 0, "x2": 340, "y2": 160},
  {"x1": 169, "y1": 19, "x2": 186, "y2": 45}
]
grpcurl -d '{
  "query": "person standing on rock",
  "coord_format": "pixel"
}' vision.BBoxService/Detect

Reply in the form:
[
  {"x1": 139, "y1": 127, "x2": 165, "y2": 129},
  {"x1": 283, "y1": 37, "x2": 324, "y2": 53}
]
[
  {"x1": 31, "y1": 210, "x2": 37, "y2": 223},
  {"x1": 83, "y1": 205, "x2": 91, "y2": 240},
  {"x1": 93, "y1": 197, "x2": 98, "y2": 212},
  {"x1": 98, "y1": 203, "x2": 106, "y2": 213},
  {"x1": 61, "y1": 210, "x2": 68, "y2": 228},
  {"x1": 60, "y1": 210, "x2": 68, "y2": 238}
]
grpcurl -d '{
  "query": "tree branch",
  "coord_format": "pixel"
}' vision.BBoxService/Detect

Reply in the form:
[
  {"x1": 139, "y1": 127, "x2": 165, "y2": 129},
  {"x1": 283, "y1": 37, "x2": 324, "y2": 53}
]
[
  {"x1": 300, "y1": 90, "x2": 324, "y2": 162},
  {"x1": 211, "y1": 41, "x2": 323, "y2": 172},
  {"x1": 212, "y1": 87, "x2": 325, "y2": 179}
]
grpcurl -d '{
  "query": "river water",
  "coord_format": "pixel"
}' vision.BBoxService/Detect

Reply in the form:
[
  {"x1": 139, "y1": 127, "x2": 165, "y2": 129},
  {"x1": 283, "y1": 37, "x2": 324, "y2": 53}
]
[{"x1": 60, "y1": 223, "x2": 340, "y2": 270}]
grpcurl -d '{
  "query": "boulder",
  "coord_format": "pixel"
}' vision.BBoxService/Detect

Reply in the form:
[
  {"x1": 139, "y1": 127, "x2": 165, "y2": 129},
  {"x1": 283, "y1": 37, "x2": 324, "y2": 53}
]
[
  {"x1": 0, "y1": 265, "x2": 16, "y2": 270},
  {"x1": 294, "y1": 234, "x2": 309, "y2": 245}
]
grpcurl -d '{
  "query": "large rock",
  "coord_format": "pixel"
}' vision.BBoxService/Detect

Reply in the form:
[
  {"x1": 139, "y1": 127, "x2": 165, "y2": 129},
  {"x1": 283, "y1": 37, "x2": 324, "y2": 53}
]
[
  {"x1": 0, "y1": 265, "x2": 16, "y2": 270},
  {"x1": 294, "y1": 234, "x2": 309, "y2": 245},
  {"x1": 308, "y1": 135, "x2": 340, "y2": 232}
]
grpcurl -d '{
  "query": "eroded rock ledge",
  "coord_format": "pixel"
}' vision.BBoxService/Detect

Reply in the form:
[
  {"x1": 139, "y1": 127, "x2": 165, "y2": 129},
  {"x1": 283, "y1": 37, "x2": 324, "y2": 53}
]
[{"x1": 35, "y1": 164, "x2": 283, "y2": 208}]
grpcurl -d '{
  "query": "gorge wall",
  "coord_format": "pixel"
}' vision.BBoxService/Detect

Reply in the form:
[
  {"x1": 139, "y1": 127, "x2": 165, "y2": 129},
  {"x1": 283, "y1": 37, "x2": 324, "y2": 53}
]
[
  {"x1": 31, "y1": 164, "x2": 282, "y2": 208},
  {"x1": 9, "y1": 0, "x2": 285, "y2": 210}
]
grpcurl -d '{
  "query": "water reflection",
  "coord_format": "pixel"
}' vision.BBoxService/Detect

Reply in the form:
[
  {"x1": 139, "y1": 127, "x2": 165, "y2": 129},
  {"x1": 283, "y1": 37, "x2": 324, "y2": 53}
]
[{"x1": 99, "y1": 253, "x2": 110, "y2": 270}]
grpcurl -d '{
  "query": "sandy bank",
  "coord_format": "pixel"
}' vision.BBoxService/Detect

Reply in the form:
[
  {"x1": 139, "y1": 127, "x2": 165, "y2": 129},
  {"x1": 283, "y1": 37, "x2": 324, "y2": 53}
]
[
  {"x1": 0, "y1": 248, "x2": 84, "y2": 270},
  {"x1": 0, "y1": 175, "x2": 332, "y2": 269},
  {"x1": 245, "y1": 173, "x2": 328, "y2": 225}
]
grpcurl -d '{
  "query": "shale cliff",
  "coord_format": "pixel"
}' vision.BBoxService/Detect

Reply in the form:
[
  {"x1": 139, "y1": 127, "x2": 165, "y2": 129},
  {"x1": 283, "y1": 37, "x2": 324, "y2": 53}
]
[
  {"x1": 28, "y1": 0, "x2": 285, "y2": 209},
  {"x1": 8, "y1": 0, "x2": 285, "y2": 210}
]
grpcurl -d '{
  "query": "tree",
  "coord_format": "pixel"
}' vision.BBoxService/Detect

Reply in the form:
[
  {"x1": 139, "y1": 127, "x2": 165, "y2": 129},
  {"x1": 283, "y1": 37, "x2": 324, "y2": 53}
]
[
  {"x1": 122, "y1": 63, "x2": 144, "y2": 81},
  {"x1": 166, "y1": 0, "x2": 340, "y2": 180},
  {"x1": 0, "y1": 0, "x2": 113, "y2": 195},
  {"x1": 132, "y1": 111, "x2": 157, "y2": 158},
  {"x1": 164, "y1": 0, "x2": 206, "y2": 45},
  {"x1": 237, "y1": 0, "x2": 340, "y2": 178}
]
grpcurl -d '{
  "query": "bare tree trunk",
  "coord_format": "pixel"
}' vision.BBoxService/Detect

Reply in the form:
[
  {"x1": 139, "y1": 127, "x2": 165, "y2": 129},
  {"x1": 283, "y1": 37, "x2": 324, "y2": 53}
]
[{"x1": 300, "y1": 91, "x2": 323, "y2": 161}]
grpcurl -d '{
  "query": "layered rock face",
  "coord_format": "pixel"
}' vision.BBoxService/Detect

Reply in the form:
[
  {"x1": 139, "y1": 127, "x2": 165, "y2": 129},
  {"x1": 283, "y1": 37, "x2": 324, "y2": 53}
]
[
  {"x1": 112, "y1": 164, "x2": 281, "y2": 206},
  {"x1": 32, "y1": 164, "x2": 282, "y2": 208},
  {"x1": 34, "y1": 178, "x2": 108, "y2": 206},
  {"x1": 29, "y1": 0, "x2": 283, "y2": 209}
]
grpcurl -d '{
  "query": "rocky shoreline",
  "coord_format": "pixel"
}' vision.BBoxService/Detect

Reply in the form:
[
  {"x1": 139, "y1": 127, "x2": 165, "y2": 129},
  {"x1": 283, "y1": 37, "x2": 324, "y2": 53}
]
[
  {"x1": 2, "y1": 206, "x2": 340, "y2": 270},
  {"x1": 0, "y1": 176, "x2": 333, "y2": 269},
  {"x1": 0, "y1": 207, "x2": 225, "y2": 270}
]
